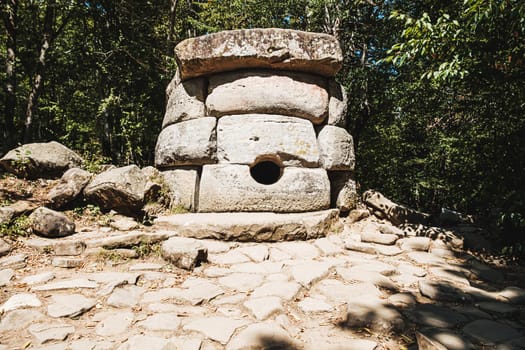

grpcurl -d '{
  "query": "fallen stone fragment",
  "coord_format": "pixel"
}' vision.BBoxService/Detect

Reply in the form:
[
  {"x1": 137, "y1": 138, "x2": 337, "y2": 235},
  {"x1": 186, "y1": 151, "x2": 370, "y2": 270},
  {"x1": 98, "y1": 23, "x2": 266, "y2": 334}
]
[
  {"x1": 401, "y1": 236, "x2": 431, "y2": 252},
  {"x1": 46, "y1": 168, "x2": 92, "y2": 209},
  {"x1": 0, "y1": 268, "x2": 14, "y2": 286},
  {"x1": 161, "y1": 236, "x2": 208, "y2": 270},
  {"x1": 29, "y1": 207, "x2": 75, "y2": 238},
  {"x1": 47, "y1": 294, "x2": 96, "y2": 318},
  {"x1": 0, "y1": 238, "x2": 12, "y2": 257},
  {"x1": 29, "y1": 323, "x2": 75, "y2": 344},
  {"x1": 0, "y1": 253, "x2": 27, "y2": 269},
  {"x1": 52, "y1": 257, "x2": 83, "y2": 268},
  {"x1": 463, "y1": 320, "x2": 522, "y2": 344},
  {"x1": 32, "y1": 278, "x2": 98, "y2": 291},
  {"x1": 226, "y1": 322, "x2": 299, "y2": 350},
  {"x1": 183, "y1": 316, "x2": 249, "y2": 344},
  {"x1": 363, "y1": 189, "x2": 430, "y2": 225},
  {"x1": 95, "y1": 311, "x2": 134, "y2": 336},
  {"x1": 0, "y1": 293, "x2": 42, "y2": 313}
]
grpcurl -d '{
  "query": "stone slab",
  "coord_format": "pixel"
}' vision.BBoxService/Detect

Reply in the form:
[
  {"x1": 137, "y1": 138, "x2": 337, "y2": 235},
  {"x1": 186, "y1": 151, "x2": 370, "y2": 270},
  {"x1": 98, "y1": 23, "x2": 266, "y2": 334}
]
[
  {"x1": 198, "y1": 164, "x2": 330, "y2": 213},
  {"x1": 217, "y1": 114, "x2": 319, "y2": 167},
  {"x1": 154, "y1": 210, "x2": 340, "y2": 242},
  {"x1": 162, "y1": 77, "x2": 206, "y2": 128},
  {"x1": 175, "y1": 28, "x2": 342, "y2": 80},
  {"x1": 161, "y1": 168, "x2": 199, "y2": 211},
  {"x1": 317, "y1": 125, "x2": 355, "y2": 170}
]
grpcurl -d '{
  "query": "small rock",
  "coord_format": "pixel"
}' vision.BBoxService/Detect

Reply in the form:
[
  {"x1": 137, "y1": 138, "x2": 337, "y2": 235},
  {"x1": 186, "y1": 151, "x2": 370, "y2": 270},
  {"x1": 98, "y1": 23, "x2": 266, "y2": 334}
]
[
  {"x1": 0, "y1": 309, "x2": 45, "y2": 331},
  {"x1": 51, "y1": 257, "x2": 83, "y2": 268},
  {"x1": 0, "y1": 253, "x2": 27, "y2": 269},
  {"x1": 47, "y1": 294, "x2": 96, "y2": 318},
  {"x1": 226, "y1": 322, "x2": 298, "y2": 350},
  {"x1": 53, "y1": 241, "x2": 86, "y2": 256},
  {"x1": 46, "y1": 168, "x2": 92, "y2": 209},
  {"x1": 183, "y1": 316, "x2": 249, "y2": 344},
  {"x1": 243, "y1": 296, "x2": 284, "y2": 320},
  {"x1": 360, "y1": 225, "x2": 398, "y2": 245},
  {"x1": 0, "y1": 293, "x2": 42, "y2": 312},
  {"x1": 400, "y1": 236, "x2": 431, "y2": 252},
  {"x1": 0, "y1": 268, "x2": 14, "y2": 286},
  {"x1": 29, "y1": 323, "x2": 75, "y2": 344},
  {"x1": 109, "y1": 214, "x2": 139, "y2": 231},
  {"x1": 0, "y1": 207, "x2": 15, "y2": 226},
  {"x1": 0, "y1": 238, "x2": 12, "y2": 257},
  {"x1": 161, "y1": 236, "x2": 208, "y2": 270},
  {"x1": 463, "y1": 320, "x2": 522, "y2": 344},
  {"x1": 29, "y1": 207, "x2": 75, "y2": 238},
  {"x1": 347, "y1": 208, "x2": 370, "y2": 224},
  {"x1": 298, "y1": 297, "x2": 333, "y2": 312}
]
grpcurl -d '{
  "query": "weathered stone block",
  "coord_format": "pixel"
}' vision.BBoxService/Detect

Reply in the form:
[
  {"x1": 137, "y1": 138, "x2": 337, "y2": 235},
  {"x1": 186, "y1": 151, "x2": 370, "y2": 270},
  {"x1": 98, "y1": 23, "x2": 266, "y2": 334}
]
[
  {"x1": 328, "y1": 79, "x2": 348, "y2": 127},
  {"x1": 175, "y1": 28, "x2": 343, "y2": 80},
  {"x1": 328, "y1": 171, "x2": 358, "y2": 212},
  {"x1": 198, "y1": 164, "x2": 330, "y2": 212},
  {"x1": 317, "y1": 125, "x2": 355, "y2": 170},
  {"x1": 207, "y1": 71, "x2": 328, "y2": 123},
  {"x1": 155, "y1": 117, "x2": 217, "y2": 168},
  {"x1": 46, "y1": 168, "x2": 92, "y2": 209},
  {"x1": 29, "y1": 207, "x2": 76, "y2": 238},
  {"x1": 161, "y1": 168, "x2": 199, "y2": 211},
  {"x1": 217, "y1": 114, "x2": 319, "y2": 167},
  {"x1": 162, "y1": 77, "x2": 206, "y2": 128}
]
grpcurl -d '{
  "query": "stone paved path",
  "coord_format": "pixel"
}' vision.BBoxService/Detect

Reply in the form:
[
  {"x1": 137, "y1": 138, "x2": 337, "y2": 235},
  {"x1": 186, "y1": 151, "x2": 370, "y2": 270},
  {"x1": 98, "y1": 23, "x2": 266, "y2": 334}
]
[{"x1": 1, "y1": 220, "x2": 524, "y2": 350}]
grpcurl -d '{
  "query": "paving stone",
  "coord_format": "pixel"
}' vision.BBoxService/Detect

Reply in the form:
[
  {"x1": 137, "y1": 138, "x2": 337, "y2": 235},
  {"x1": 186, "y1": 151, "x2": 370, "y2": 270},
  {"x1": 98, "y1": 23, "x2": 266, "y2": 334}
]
[
  {"x1": 33, "y1": 278, "x2": 98, "y2": 291},
  {"x1": 463, "y1": 320, "x2": 522, "y2": 344},
  {"x1": 452, "y1": 305, "x2": 492, "y2": 320},
  {"x1": 290, "y1": 261, "x2": 332, "y2": 287},
  {"x1": 376, "y1": 245, "x2": 403, "y2": 256},
  {"x1": 183, "y1": 316, "x2": 249, "y2": 344},
  {"x1": 141, "y1": 287, "x2": 182, "y2": 303},
  {"x1": 116, "y1": 335, "x2": 172, "y2": 350},
  {"x1": 29, "y1": 323, "x2": 75, "y2": 344},
  {"x1": 251, "y1": 281, "x2": 301, "y2": 301},
  {"x1": 0, "y1": 293, "x2": 42, "y2": 312},
  {"x1": 161, "y1": 236, "x2": 208, "y2": 270},
  {"x1": 400, "y1": 236, "x2": 431, "y2": 252},
  {"x1": 499, "y1": 286, "x2": 525, "y2": 304},
  {"x1": 226, "y1": 322, "x2": 299, "y2": 350},
  {"x1": 129, "y1": 262, "x2": 164, "y2": 271},
  {"x1": 336, "y1": 267, "x2": 398, "y2": 291},
  {"x1": 0, "y1": 238, "x2": 12, "y2": 256},
  {"x1": 417, "y1": 328, "x2": 475, "y2": 350},
  {"x1": 243, "y1": 296, "x2": 284, "y2": 320},
  {"x1": 218, "y1": 273, "x2": 264, "y2": 292},
  {"x1": 69, "y1": 339, "x2": 113, "y2": 350},
  {"x1": 405, "y1": 304, "x2": 468, "y2": 328},
  {"x1": 0, "y1": 309, "x2": 46, "y2": 331},
  {"x1": 107, "y1": 285, "x2": 145, "y2": 308},
  {"x1": 52, "y1": 256, "x2": 83, "y2": 268},
  {"x1": 388, "y1": 293, "x2": 417, "y2": 308},
  {"x1": 0, "y1": 253, "x2": 27, "y2": 269},
  {"x1": 33, "y1": 343, "x2": 69, "y2": 350},
  {"x1": 179, "y1": 278, "x2": 225, "y2": 305},
  {"x1": 315, "y1": 279, "x2": 383, "y2": 304},
  {"x1": 398, "y1": 263, "x2": 427, "y2": 277},
  {"x1": 343, "y1": 240, "x2": 378, "y2": 254},
  {"x1": 468, "y1": 259, "x2": 505, "y2": 283},
  {"x1": 345, "y1": 296, "x2": 405, "y2": 333},
  {"x1": 360, "y1": 229, "x2": 398, "y2": 245},
  {"x1": 313, "y1": 237, "x2": 344, "y2": 255},
  {"x1": 351, "y1": 261, "x2": 397, "y2": 276},
  {"x1": 137, "y1": 312, "x2": 181, "y2": 331},
  {"x1": 47, "y1": 294, "x2": 96, "y2": 318},
  {"x1": 230, "y1": 261, "x2": 284, "y2": 274},
  {"x1": 21, "y1": 271, "x2": 55, "y2": 285},
  {"x1": 211, "y1": 294, "x2": 246, "y2": 306},
  {"x1": 147, "y1": 303, "x2": 208, "y2": 317},
  {"x1": 464, "y1": 285, "x2": 501, "y2": 302},
  {"x1": 305, "y1": 339, "x2": 378, "y2": 350},
  {"x1": 418, "y1": 280, "x2": 471, "y2": 302},
  {"x1": 0, "y1": 268, "x2": 14, "y2": 286},
  {"x1": 477, "y1": 301, "x2": 519, "y2": 315},
  {"x1": 298, "y1": 296, "x2": 333, "y2": 312},
  {"x1": 237, "y1": 245, "x2": 269, "y2": 262},
  {"x1": 392, "y1": 272, "x2": 421, "y2": 287},
  {"x1": 200, "y1": 239, "x2": 235, "y2": 254},
  {"x1": 53, "y1": 241, "x2": 86, "y2": 256},
  {"x1": 497, "y1": 337, "x2": 525, "y2": 350},
  {"x1": 429, "y1": 267, "x2": 470, "y2": 286},
  {"x1": 268, "y1": 247, "x2": 293, "y2": 261},
  {"x1": 208, "y1": 249, "x2": 251, "y2": 265},
  {"x1": 94, "y1": 311, "x2": 134, "y2": 336},
  {"x1": 408, "y1": 251, "x2": 445, "y2": 265},
  {"x1": 203, "y1": 266, "x2": 231, "y2": 277},
  {"x1": 276, "y1": 242, "x2": 320, "y2": 259}
]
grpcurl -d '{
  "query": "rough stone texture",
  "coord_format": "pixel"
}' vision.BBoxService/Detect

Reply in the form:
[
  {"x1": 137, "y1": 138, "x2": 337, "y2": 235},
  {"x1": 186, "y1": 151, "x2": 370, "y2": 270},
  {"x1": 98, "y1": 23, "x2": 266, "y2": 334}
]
[
  {"x1": 155, "y1": 117, "x2": 217, "y2": 168},
  {"x1": 175, "y1": 28, "x2": 343, "y2": 80},
  {"x1": 46, "y1": 168, "x2": 92, "y2": 209},
  {"x1": 317, "y1": 125, "x2": 355, "y2": 171},
  {"x1": 53, "y1": 241, "x2": 86, "y2": 256},
  {"x1": 198, "y1": 164, "x2": 330, "y2": 212},
  {"x1": 47, "y1": 294, "x2": 96, "y2": 318},
  {"x1": 0, "y1": 141, "x2": 83, "y2": 179},
  {"x1": 52, "y1": 257, "x2": 83, "y2": 268},
  {"x1": 406, "y1": 304, "x2": 468, "y2": 328},
  {"x1": 363, "y1": 189, "x2": 430, "y2": 225},
  {"x1": 33, "y1": 278, "x2": 98, "y2": 291},
  {"x1": 463, "y1": 320, "x2": 522, "y2": 344},
  {"x1": 337, "y1": 267, "x2": 398, "y2": 291},
  {"x1": 499, "y1": 286, "x2": 525, "y2": 304},
  {"x1": 226, "y1": 322, "x2": 298, "y2": 350},
  {"x1": 183, "y1": 316, "x2": 249, "y2": 344},
  {"x1": 298, "y1": 296, "x2": 333, "y2": 312},
  {"x1": 107, "y1": 285, "x2": 144, "y2": 308},
  {"x1": 0, "y1": 309, "x2": 45, "y2": 332},
  {"x1": 345, "y1": 297, "x2": 405, "y2": 333},
  {"x1": 328, "y1": 172, "x2": 358, "y2": 212},
  {"x1": 29, "y1": 207, "x2": 75, "y2": 238},
  {"x1": 208, "y1": 71, "x2": 328, "y2": 123},
  {"x1": 0, "y1": 268, "x2": 14, "y2": 286},
  {"x1": 20, "y1": 272, "x2": 54, "y2": 286},
  {"x1": 291, "y1": 261, "x2": 332, "y2": 287},
  {"x1": 0, "y1": 253, "x2": 27, "y2": 269},
  {"x1": 0, "y1": 238, "x2": 12, "y2": 257},
  {"x1": 161, "y1": 236, "x2": 208, "y2": 270},
  {"x1": 161, "y1": 168, "x2": 199, "y2": 211},
  {"x1": 137, "y1": 313, "x2": 181, "y2": 331},
  {"x1": 217, "y1": 114, "x2": 320, "y2": 167},
  {"x1": 0, "y1": 293, "x2": 42, "y2": 312},
  {"x1": 400, "y1": 236, "x2": 431, "y2": 252},
  {"x1": 417, "y1": 329, "x2": 475, "y2": 350},
  {"x1": 328, "y1": 79, "x2": 348, "y2": 127},
  {"x1": 244, "y1": 296, "x2": 284, "y2": 320},
  {"x1": 29, "y1": 323, "x2": 75, "y2": 344},
  {"x1": 419, "y1": 280, "x2": 471, "y2": 302},
  {"x1": 155, "y1": 210, "x2": 340, "y2": 242},
  {"x1": 162, "y1": 77, "x2": 206, "y2": 128},
  {"x1": 84, "y1": 165, "x2": 146, "y2": 214}
]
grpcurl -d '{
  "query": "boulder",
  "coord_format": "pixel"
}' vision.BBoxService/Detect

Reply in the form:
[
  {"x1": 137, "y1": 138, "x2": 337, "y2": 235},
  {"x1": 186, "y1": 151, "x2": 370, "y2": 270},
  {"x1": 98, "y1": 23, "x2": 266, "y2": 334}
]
[
  {"x1": 207, "y1": 71, "x2": 328, "y2": 123},
  {"x1": 328, "y1": 171, "x2": 358, "y2": 212},
  {"x1": 155, "y1": 117, "x2": 217, "y2": 168},
  {"x1": 84, "y1": 165, "x2": 146, "y2": 214},
  {"x1": 29, "y1": 207, "x2": 75, "y2": 238},
  {"x1": 217, "y1": 114, "x2": 319, "y2": 167},
  {"x1": 0, "y1": 141, "x2": 83, "y2": 179},
  {"x1": 46, "y1": 168, "x2": 92, "y2": 209},
  {"x1": 363, "y1": 189, "x2": 430, "y2": 226},
  {"x1": 161, "y1": 168, "x2": 199, "y2": 211},
  {"x1": 198, "y1": 164, "x2": 330, "y2": 212},
  {"x1": 0, "y1": 207, "x2": 15, "y2": 226},
  {"x1": 174, "y1": 28, "x2": 343, "y2": 80},
  {"x1": 328, "y1": 79, "x2": 348, "y2": 127},
  {"x1": 161, "y1": 237, "x2": 208, "y2": 270},
  {"x1": 162, "y1": 77, "x2": 206, "y2": 128},
  {"x1": 317, "y1": 125, "x2": 355, "y2": 170}
]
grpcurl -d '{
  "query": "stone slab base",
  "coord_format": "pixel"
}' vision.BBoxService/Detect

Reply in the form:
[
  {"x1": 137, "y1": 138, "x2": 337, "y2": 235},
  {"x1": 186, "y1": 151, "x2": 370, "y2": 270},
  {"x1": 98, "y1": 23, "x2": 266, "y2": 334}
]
[{"x1": 154, "y1": 209, "x2": 341, "y2": 242}]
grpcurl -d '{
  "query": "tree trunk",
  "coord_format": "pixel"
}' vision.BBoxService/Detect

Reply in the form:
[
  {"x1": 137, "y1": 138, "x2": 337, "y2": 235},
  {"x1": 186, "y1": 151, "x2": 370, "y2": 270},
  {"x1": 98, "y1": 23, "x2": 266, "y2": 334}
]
[
  {"x1": 2, "y1": 0, "x2": 17, "y2": 152},
  {"x1": 167, "y1": 0, "x2": 179, "y2": 54}
]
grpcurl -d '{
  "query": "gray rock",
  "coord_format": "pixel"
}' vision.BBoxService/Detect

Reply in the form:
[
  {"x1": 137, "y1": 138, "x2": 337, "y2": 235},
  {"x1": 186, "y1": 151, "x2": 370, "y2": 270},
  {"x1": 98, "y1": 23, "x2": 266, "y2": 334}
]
[
  {"x1": 0, "y1": 237, "x2": 12, "y2": 256},
  {"x1": 47, "y1": 294, "x2": 96, "y2": 318},
  {"x1": 53, "y1": 240, "x2": 86, "y2": 256},
  {"x1": 345, "y1": 297, "x2": 405, "y2": 333},
  {"x1": 161, "y1": 168, "x2": 199, "y2": 211},
  {"x1": 84, "y1": 165, "x2": 146, "y2": 214},
  {"x1": 0, "y1": 309, "x2": 45, "y2": 331},
  {"x1": 400, "y1": 236, "x2": 431, "y2": 252},
  {"x1": 85, "y1": 231, "x2": 170, "y2": 250},
  {"x1": 243, "y1": 296, "x2": 284, "y2": 320},
  {"x1": 463, "y1": 320, "x2": 522, "y2": 344},
  {"x1": 328, "y1": 79, "x2": 348, "y2": 127},
  {"x1": 406, "y1": 304, "x2": 468, "y2": 328},
  {"x1": 417, "y1": 329, "x2": 475, "y2": 350},
  {"x1": 162, "y1": 77, "x2": 206, "y2": 128},
  {"x1": 107, "y1": 285, "x2": 144, "y2": 307},
  {"x1": 155, "y1": 210, "x2": 340, "y2": 242},
  {"x1": 109, "y1": 214, "x2": 139, "y2": 231},
  {"x1": 183, "y1": 316, "x2": 249, "y2": 344},
  {"x1": 198, "y1": 164, "x2": 330, "y2": 213},
  {"x1": 329, "y1": 172, "x2": 358, "y2": 212},
  {"x1": 175, "y1": 28, "x2": 343, "y2": 80},
  {"x1": 161, "y1": 236, "x2": 208, "y2": 270},
  {"x1": 33, "y1": 278, "x2": 98, "y2": 291},
  {"x1": 29, "y1": 207, "x2": 75, "y2": 238},
  {"x1": 226, "y1": 322, "x2": 298, "y2": 350},
  {"x1": 208, "y1": 71, "x2": 328, "y2": 123},
  {"x1": 46, "y1": 168, "x2": 92, "y2": 209},
  {"x1": 363, "y1": 189, "x2": 430, "y2": 225},
  {"x1": 217, "y1": 114, "x2": 320, "y2": 167},
  {"x1": 52, "y1": 257, "x2": 83, "y2": 268},
  {"x1": 95, "y1": 311, "x2": 134, "y2": 336},
  {"x1": 0, "y1": 253, "x2": 27, "y2": 269},
  {"x1": 0, "y1": 268, "x2": 14, "y2": 286},
  {"x1": 29, "y1": 323, "x2": 75, "y2": 344},
  {"x1": 155, "y1": 117, "x2": 217, "y2": 168},
  {"x1": 317, "y1": 125, "x2": 355, "y2": 171},
  {"x1": 21, "y1": 272, "x2": 55, "y2": 285},
  {"x1": 0, "y1": 141, "x2": 83, "y2": 179},
  {"x1": 0, "y1": 293, "x2": 42, "y2": 312},
  {"x1": 0, "y1": 207, "x2": 15, "y2": 226}
]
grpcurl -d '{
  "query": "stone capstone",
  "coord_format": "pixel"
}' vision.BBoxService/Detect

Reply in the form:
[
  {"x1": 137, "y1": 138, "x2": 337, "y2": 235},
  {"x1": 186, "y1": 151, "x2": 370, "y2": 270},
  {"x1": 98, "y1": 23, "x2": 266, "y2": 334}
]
[
  {"x1": 84, "y1": 165, "x2": 146, "y2": 214},
  {"x1": 0, "y1": 141, "x2": 83, "y2": 179},
  {"x1": 161, "y1": 168, "x2": 199, "y2": 211},
  {"x1": 46, "y1": 168, "x2": 92, "y2": 209},
  {"x1": 317, "y1": 125, "x2": 355, "y2": 170},
  {"x1": 161, "y1": 237, "x2": 208, "y2": 270},
  {"x1": 217, "y1": 114, "x2": 319, "y2": 167},
  {"x1": 207, "y1": 71, "x2": 328, "y2": 123},
  {"x1": 29, "y1": 207, "x2": 75, "y2": 238},
  {"x1": 175, "y1": 28, "x2": 343, "y2": 80},
  {"x1": 155, "y1": 117, "x2": 217, "y2": 167},
  {"x1": 162, "y1": 77, "x2": 206, "y2": 128},
  {"x1": 198, "y1": 164, "x2": 330, "y2": 212}
]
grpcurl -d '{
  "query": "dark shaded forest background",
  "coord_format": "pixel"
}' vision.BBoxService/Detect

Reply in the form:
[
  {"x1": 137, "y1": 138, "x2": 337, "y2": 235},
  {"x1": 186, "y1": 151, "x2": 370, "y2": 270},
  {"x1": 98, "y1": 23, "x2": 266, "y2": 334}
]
[{"x1": 1, "y1": 0, "x2": 524, "y2": 251}]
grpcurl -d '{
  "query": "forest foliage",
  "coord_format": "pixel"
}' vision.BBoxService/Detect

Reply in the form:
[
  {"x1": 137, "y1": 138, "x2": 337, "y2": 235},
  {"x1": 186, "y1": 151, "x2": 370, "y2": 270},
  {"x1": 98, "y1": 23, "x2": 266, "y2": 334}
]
[{"x1": 1, "y1": 0, "x2": 524, "y2": 245}]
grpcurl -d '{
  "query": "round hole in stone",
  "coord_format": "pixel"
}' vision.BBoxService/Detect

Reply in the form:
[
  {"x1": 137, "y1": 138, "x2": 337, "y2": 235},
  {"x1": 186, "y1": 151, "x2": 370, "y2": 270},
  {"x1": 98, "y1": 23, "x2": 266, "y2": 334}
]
[{"x1": 250, "y1": 159, "x2": 282, "y2": 185}]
